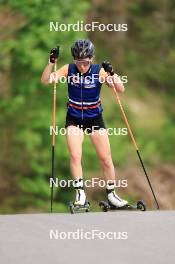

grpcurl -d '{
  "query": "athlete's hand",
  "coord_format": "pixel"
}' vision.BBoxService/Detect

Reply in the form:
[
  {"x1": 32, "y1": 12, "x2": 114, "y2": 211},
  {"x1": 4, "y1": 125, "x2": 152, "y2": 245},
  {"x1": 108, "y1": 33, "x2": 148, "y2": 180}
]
[
  {"x1": 102, "y1": 61, "x2": 114, "y2": 76},
  {"x1": 49, "y1": 46, "x2": 59, "y2": 64}
]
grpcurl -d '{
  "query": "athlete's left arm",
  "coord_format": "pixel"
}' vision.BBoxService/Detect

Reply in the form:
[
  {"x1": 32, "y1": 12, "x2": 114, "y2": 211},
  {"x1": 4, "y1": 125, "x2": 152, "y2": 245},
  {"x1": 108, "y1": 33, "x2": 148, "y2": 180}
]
[{"x1": 99, "y1": 69, "x2": 125, "y2": 93}]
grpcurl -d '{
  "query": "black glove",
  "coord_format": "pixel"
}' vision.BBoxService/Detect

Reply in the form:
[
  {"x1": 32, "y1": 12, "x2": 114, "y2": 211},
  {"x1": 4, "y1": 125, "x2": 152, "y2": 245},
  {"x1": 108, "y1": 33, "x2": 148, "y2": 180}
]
[
  {"x1": 102, "y1": 61, "x2": 114, "y2": 75},
  {"x1": 49, "y1": 46, "x2": 59, "y2": 64}
]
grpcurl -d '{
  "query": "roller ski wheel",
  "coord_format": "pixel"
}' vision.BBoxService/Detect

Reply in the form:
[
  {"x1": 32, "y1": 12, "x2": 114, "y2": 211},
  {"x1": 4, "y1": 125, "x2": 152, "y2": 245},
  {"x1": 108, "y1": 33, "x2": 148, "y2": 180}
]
[
  {"x1": 99, "y1": 201, "x2": 110, "y2": 212},
  {"x1": 99, "y1": 200, "x2": 146, "y2": 212},
  {"x1": 69, "y1": 201, "x2": 90, "y2": 214},
  {"x1": 136, "y1": 200, "x2": 146, "y2": 211}
]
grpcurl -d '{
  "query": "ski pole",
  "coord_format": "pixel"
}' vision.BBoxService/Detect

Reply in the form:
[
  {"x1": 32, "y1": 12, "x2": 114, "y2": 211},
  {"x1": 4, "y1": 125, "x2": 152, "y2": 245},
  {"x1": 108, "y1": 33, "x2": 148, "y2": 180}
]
[
  {"x1": 102, "y1": 61, "x2": 160, "y2": 210},
  {"x1": 50, "y1": 51, "x2": 59, "y2": 213}
]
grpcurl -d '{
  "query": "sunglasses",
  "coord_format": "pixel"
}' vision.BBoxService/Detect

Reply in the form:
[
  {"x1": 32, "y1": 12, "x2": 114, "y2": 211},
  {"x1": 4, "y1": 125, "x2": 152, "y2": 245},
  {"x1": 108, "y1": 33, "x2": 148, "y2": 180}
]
[{"x1": 74, "y1": 60, "x2": 91, "y2": 67}]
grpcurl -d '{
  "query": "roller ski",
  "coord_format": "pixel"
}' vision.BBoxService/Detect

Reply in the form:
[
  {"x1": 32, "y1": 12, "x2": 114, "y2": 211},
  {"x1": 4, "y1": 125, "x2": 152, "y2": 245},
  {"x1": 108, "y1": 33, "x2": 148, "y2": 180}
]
[
  {"x1": 69, "y1": 178, "x2": 90, "y2": 214},
  {"x1": 99, "y1": 199, "x2": 146, "y2": 212},
  {"x1": 69, "y1": 200, "x2": 90, "y2": 214},
  {"x1": 99, "y1": 182, "x2": 146, "y2": 212}
]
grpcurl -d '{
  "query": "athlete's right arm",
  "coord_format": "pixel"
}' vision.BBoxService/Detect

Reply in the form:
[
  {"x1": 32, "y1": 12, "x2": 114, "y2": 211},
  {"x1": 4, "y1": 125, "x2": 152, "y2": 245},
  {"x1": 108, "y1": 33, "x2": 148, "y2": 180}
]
[
  {"x1": 41, "y1": 64, "x2": 68, "y2": 85},
  {"x1": 41, "y1": 63, "x2": 54, "y2": 84}
]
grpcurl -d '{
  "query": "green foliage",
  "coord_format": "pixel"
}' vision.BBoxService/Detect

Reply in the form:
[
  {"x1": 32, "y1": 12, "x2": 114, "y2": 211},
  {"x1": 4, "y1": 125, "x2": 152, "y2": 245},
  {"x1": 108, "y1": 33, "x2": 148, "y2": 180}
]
[
  {"x1": 0, "y1": 0, "x2": 89, "y2": 213},
  {"x1": 0, "y1": 0, "x2": 175, "y2": 213}
]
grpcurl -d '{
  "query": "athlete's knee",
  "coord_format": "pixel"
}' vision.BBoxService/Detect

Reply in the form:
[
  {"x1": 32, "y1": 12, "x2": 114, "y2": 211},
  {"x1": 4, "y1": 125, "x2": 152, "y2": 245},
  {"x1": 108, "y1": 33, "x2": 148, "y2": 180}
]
[
  {"x1": 100, "y1": 155, "x2": 113, "y2": 169},
  {"x1": 70, "y1": 152, "x2": 82, "y2": 164}
]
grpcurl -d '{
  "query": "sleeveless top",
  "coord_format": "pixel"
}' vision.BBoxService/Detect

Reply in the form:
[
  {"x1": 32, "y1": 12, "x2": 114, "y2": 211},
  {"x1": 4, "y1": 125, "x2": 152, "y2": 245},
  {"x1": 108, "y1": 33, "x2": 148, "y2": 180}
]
[{"x1": 67, "y1": 64, "x2": 103, "y2": 119}]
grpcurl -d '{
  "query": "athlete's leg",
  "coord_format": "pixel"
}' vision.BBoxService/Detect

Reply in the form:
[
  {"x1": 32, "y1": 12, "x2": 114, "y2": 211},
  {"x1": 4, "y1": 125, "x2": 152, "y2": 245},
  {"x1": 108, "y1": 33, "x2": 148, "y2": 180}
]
[
  {"x1": 66, "y1": 125, "x2": 86, "y2": 205},
  {"x1": 66, "y1": 125, "x2": 84, "y2": 180},
  {"x1": 90, "y1": 130, "x2": 128, "y2": 207},
  {"x1": 89, "y1": 129, "x2": 115, "y2": 182}
]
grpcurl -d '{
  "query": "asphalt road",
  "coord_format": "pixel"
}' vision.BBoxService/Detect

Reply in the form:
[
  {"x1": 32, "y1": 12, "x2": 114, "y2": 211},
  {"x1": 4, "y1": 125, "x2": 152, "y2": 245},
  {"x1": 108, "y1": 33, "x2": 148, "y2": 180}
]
[{"x1": 0, "y1": 211, "x2": 174, "y2": 264}]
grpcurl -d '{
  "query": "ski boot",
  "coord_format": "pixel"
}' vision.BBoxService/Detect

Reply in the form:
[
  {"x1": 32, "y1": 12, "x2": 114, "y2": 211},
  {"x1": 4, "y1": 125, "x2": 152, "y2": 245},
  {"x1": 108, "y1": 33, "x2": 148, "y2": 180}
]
[{"x1": 69, "y1": 178, "x2": 90, "y2": 214}]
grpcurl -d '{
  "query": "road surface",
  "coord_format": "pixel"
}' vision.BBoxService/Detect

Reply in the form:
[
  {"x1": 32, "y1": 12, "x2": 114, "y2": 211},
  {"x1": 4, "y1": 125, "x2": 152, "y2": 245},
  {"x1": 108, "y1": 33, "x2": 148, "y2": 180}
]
[{"x1": 0, "y1": 211, "x2": 174, "y2": 264}]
